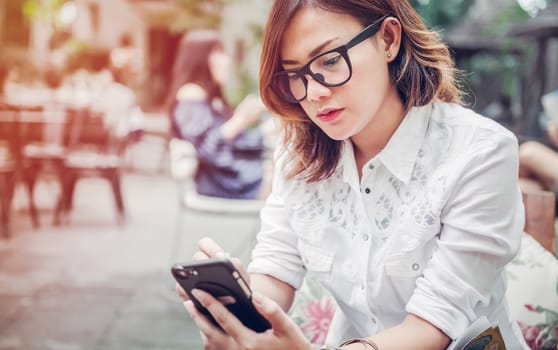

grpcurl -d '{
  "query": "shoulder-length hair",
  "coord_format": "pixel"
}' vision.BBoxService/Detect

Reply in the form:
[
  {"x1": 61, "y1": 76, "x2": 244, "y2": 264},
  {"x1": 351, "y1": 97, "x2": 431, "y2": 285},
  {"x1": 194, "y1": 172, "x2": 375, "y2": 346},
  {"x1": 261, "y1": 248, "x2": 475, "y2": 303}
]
[
  {"x1": 259, "y1": 0, "x2": 462, "y2": 182},
  {"x1": 169, "y1": 29, "x2": 227, "y2": 111}
]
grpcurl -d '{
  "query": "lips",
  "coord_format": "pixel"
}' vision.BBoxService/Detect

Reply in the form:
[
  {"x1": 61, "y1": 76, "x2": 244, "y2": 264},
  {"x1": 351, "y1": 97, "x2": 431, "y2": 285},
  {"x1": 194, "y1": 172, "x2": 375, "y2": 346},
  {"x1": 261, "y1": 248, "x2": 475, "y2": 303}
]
[{"x1": 317, "y1": 108, "x2": 343, "y2": 122}]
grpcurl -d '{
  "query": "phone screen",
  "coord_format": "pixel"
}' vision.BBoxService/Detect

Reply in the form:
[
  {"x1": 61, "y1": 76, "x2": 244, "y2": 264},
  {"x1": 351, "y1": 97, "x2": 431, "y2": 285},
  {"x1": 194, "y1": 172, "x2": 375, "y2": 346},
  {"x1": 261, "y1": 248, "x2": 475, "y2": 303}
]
[{"x1": 171, "y1": 257, "x2": 271, "y2": 333}]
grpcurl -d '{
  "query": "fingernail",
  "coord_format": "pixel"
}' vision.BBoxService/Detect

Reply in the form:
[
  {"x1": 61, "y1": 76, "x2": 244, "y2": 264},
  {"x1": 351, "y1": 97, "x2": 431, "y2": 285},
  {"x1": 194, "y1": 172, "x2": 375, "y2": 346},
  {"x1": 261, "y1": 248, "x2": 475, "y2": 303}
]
[
  {"x1": 215, "y1": 251, "x2": 230, "y2": 258},
  {"x1": 184, "y1": 301, "x2": 194, "y2": 316}
]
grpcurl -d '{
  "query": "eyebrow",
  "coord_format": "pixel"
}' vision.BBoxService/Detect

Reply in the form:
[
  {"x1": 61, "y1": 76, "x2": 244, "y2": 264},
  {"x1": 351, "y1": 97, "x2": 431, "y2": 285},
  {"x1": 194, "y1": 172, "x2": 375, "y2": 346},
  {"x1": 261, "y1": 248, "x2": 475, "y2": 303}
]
[{"x1": 281, "y1": 37, "x2": 340, "y2": 66}]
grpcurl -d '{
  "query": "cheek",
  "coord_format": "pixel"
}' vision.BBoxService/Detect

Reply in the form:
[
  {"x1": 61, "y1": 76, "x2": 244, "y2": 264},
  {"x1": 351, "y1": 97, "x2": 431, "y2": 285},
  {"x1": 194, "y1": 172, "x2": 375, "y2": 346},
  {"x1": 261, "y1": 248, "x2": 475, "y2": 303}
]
[{"x1": 348, "y1": 60, "x2": 391, "y2": 107}]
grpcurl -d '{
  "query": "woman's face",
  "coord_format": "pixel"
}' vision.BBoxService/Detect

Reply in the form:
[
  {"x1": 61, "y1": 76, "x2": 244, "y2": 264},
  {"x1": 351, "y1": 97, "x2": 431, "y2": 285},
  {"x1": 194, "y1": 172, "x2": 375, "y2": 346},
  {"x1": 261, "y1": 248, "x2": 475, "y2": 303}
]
[
  {"x1": 209, "y1": 46, "x2": 231, "y2": 86},
  {"x1": 280, "y1": 7, "x2": 401, "y2": 142}
]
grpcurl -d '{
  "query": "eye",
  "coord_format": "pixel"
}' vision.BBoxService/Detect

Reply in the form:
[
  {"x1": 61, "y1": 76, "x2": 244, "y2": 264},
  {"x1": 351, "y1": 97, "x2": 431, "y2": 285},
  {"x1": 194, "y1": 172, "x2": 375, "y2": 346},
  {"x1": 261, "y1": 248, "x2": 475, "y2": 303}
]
[
  {"x1": 321, "y1": 52, "x2": 342, "y2": 68},
  {"x1": 287, "y1": 71, "x2": 302, "y2": 82}
]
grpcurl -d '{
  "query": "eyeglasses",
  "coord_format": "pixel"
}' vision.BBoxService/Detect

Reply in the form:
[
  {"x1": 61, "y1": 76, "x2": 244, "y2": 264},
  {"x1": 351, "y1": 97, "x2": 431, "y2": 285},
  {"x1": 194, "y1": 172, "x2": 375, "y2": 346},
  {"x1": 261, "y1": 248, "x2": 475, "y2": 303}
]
[{"x1": 269, "y1": 15, "x2": 388, "y2": 104}]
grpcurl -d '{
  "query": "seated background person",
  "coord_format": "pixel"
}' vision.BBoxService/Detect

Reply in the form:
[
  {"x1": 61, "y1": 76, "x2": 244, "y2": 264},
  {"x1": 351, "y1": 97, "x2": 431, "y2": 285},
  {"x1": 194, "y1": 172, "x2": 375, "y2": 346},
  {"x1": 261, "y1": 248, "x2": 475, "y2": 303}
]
[{"x1": 170, "y1": 29, "x2": 269, "y2": 200}]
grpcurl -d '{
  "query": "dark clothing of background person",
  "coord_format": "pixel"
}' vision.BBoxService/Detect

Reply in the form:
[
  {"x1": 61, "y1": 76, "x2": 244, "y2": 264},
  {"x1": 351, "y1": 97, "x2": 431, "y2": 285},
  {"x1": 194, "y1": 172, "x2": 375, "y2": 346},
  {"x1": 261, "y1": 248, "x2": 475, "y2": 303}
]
[{"x1": 171, "y1": 99, "x2": 264, "y2": 199}]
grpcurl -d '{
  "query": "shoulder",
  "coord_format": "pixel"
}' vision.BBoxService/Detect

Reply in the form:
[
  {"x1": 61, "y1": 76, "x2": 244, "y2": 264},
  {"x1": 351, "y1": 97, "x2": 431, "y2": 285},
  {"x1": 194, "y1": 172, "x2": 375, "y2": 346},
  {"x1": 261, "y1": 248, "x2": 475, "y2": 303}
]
[
  {"x1": 425, "y1": 102, "x2": 519, "y2": 178},
  {"x1": 176, "y1": 84, "x2": 207, "y2": 102},
  {"x1": 430, "y1": 101, "x2": 517, "y2": 145}
]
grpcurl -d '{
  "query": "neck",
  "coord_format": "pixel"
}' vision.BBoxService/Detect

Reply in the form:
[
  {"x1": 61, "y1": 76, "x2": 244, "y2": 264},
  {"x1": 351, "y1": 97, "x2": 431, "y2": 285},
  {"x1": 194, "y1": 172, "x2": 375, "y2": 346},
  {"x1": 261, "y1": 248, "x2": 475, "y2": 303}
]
[{"x1": 351, "y1": 92, "x2": 406, "y2": 173}]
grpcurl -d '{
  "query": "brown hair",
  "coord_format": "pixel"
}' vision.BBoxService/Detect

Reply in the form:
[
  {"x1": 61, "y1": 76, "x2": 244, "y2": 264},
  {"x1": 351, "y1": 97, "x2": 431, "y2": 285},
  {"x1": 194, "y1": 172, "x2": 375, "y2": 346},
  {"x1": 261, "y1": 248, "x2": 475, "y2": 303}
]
[
  {"x1": 259, "y1": 0, "x2": 462, "y2": 182},
  {"x1": 168, "y1": 29, "x2": 229, "y2": 114}
]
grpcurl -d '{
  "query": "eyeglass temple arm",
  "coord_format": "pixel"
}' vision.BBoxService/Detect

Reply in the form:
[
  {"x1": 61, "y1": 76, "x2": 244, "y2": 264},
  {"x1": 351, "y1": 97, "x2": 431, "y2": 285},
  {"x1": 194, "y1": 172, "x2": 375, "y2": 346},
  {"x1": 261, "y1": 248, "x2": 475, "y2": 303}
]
[{"x1": 345, "y1": 15, "x2": 388, "y2": 50}]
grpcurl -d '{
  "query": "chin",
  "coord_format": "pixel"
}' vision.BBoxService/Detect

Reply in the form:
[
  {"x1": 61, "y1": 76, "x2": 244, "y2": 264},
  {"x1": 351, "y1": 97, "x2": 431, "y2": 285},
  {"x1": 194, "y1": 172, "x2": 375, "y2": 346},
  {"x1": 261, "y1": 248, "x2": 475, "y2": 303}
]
[{"x1": 323, "y1": 130, "x2": 351, "y2": 141}]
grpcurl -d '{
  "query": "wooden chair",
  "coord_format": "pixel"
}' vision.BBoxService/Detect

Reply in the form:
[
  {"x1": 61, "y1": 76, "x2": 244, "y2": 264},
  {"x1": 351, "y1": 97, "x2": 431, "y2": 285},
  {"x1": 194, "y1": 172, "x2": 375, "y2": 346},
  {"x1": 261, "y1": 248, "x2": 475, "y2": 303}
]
[
  {"x1": 522, "y1": 190, "x2": 556, "y2": 255},
  {"x1": 18, "y1": 104, "x2": 70, "y2": 228},
  {"x1": 53, "y1": 108, "x2": 129, "y2": 225},
  {"x1": 0, "y1": 155, "x2": 16, "y2": 238},
  {"x1": 0, "y1": 104, "x2": 26, "y2": 235}
]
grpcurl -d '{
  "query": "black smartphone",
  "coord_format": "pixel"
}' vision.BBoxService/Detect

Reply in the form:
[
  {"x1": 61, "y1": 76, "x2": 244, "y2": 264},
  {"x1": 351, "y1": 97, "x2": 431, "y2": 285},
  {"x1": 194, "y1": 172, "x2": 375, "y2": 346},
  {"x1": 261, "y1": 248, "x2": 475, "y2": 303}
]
[{"x1": 170, "y1": 257, "x2": 271, "y2": 333}]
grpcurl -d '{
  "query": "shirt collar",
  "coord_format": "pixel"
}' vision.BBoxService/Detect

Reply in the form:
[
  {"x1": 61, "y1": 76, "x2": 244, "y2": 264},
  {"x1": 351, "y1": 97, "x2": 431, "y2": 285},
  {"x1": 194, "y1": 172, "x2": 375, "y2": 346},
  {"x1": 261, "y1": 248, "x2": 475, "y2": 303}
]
[
  {"x1": 377, "y1": 103, "x2": 432, "y2": 184},
  {"x1": 340, "y1": 140, "x2": 360, "y2": 192},
  {"x1": 340, "y1": 103, "x2": 432, "y2": 187}
]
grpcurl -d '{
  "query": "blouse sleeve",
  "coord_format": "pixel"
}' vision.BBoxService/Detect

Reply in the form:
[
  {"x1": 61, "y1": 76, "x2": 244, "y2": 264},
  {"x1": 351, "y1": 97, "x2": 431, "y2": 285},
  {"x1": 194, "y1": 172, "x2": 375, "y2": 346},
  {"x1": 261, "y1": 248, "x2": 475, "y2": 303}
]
[
  {"x1": 405, "y1": 129, "x2": 525, "y2": 339},
  {"x1": 247, "y1": 151, "x2": 306, "y2": 289}
]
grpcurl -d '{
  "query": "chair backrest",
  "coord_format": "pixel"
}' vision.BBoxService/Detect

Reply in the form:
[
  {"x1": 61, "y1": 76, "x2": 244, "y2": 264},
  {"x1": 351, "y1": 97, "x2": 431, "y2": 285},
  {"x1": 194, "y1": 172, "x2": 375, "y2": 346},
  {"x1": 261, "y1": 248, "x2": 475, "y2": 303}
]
[
  {"x1": 66, "y1": 107, "x2": 125, "y2": 155},
  {"x1": 0, "y1": 104, "x2": 19, "y2": 158},
  {"x1": 522, "y1": 190, "x2": 556, "y2": 255},
  {"x1": 18, "y1": 104, "x2": 69, "y2": 147}
]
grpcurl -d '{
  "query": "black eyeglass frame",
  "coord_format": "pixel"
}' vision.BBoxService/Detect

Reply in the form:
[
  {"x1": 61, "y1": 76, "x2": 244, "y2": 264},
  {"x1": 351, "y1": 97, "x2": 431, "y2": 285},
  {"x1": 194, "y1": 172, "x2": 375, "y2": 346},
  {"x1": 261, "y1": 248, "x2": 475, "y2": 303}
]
[{"x1": 270, "y1": 15, "x2": 389, "y2": 103}]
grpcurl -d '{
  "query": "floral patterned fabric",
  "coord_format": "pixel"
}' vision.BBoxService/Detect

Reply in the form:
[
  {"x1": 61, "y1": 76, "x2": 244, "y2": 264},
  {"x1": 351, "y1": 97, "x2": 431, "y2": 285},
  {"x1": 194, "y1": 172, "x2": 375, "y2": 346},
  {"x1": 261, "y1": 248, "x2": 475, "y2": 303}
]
[
  {"x1": 505, "y1": 233, "x2": 558, "y2": 350},
  {"x1": 289, "y1": 273, "x2": 336, "y2": 346},
  {"x1": 290, "y1": 232, "x2": 558, "y2": 349}
]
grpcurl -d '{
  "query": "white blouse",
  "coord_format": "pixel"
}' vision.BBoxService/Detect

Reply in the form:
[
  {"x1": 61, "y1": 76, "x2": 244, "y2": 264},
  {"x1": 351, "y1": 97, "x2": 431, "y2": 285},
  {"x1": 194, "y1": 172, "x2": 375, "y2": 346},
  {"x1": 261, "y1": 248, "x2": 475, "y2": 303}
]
[{"x1": 247, "y1": 101, "x2": 529, "y2": 349}]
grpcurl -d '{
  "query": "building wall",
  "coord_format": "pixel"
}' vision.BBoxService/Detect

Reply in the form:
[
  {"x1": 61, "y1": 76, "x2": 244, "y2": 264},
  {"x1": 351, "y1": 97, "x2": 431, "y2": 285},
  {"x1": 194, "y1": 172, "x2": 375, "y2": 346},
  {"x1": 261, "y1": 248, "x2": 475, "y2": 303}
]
[
  {"x1": 27, "y1": 0, "x2": 147, "y2": 72},
  {"x1": 73, "y1": 0, "x2": 147, "y2": 64}
]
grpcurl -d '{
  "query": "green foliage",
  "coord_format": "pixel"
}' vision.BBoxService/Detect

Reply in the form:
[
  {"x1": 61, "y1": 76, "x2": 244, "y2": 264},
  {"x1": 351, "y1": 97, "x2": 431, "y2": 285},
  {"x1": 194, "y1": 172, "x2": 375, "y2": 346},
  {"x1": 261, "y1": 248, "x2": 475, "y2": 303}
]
[
  {"x1": 484, "y1": 2, "x2": 529, "y2": 38},
  {"x1": 169, "y1": 0, "x2": 229, "y2": 32},
  {"x1": 22, "y1": 0, "x2": 70, "y2": 29},
  {"x1": 409, "y1": 0, "x2": 474, "y2": 30},
  {"x1": 409, "y1": 0, "x2": 538, "y2": 114}
]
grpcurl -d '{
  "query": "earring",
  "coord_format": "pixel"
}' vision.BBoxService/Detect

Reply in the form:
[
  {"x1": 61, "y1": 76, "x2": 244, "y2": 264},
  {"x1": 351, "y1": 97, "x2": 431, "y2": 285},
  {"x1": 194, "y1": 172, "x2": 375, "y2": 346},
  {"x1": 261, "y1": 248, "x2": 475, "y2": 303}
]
[{"x1": 387, "y1": 53, "x2": 392, "y2": 59}]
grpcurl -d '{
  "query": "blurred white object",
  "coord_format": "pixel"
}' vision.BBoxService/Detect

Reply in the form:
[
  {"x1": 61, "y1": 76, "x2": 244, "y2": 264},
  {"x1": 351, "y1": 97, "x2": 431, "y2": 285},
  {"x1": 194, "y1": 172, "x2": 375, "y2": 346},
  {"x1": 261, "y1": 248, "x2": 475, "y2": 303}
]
[{"x1": 542, "y1": 89, "x2": 558, "y2": 123}]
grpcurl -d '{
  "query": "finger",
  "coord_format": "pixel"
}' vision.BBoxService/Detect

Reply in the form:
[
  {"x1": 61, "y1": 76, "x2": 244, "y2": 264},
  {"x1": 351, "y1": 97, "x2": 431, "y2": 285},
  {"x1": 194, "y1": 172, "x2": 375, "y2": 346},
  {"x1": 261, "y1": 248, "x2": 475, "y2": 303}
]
[
  {"x1": 184, "y1": 300, "x2": 227, "y2": 343},
  {"x1": 252, "y1": 292, "x2": 297, "y2": 336},
  {"x1": 198, "y1": 237, "x2": 226, "y2": 258},
  {"x1": 192, "y1": 288, "x2": 255, "y2": 343},
  {"x1": 193, "y1": 251, "x2": 210, "y2": 260},
  {"x1": 229, "y1": 257, "x2": 243, "y2": 270}
]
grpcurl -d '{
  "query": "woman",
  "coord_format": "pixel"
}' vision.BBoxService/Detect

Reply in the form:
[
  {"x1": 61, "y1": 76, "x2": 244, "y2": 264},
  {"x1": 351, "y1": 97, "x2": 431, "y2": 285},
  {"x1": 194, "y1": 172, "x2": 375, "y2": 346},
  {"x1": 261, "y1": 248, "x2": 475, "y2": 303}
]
[
  {"x1": 178, "y1": 1, "x2": 528, "y2": 349},
  {"x1": 170, "y1": 29, "x2": 268, "y2": 199}
]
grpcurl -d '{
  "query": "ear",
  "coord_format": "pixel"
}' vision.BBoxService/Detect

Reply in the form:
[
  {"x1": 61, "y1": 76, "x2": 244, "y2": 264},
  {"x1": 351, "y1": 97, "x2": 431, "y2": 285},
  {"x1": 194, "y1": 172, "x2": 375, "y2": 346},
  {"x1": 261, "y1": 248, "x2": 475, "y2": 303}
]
[{"x1": 379, "y1": 17, "x2": 402, "y2": 63}]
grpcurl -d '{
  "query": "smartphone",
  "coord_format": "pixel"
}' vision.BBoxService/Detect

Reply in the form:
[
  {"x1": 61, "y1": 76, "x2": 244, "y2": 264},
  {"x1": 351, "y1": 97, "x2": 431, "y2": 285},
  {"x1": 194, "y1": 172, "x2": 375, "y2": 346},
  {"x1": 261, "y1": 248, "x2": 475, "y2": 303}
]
[{"x1": 171, "y1": 257, "x2": 271, "y2": 333}]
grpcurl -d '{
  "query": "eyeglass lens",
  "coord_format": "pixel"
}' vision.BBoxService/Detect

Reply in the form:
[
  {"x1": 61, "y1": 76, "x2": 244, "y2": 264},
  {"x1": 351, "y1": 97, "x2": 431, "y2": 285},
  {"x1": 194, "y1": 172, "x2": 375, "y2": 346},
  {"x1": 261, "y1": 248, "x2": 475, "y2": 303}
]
[
  {"x1": 271, "y1": 15, "x2": 387, "y2": 103},
  {"x1": 285, "y1": 51, "x2": 350, "y2": 102}
]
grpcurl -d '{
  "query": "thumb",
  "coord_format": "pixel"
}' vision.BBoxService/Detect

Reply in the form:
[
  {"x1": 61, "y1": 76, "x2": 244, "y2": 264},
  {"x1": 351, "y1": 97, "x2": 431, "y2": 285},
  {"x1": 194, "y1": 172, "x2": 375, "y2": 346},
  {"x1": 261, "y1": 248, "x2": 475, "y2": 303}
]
[{"x1": 252, "y1": 292, "x2": 297, "y2": 335}]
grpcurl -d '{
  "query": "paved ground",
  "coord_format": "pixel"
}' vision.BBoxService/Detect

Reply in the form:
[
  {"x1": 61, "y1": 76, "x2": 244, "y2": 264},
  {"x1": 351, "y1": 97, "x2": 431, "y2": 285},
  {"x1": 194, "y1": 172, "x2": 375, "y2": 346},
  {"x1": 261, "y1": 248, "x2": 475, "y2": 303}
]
[{"x1": 0, "y1": 162, "x2": 261, "y2": 349}]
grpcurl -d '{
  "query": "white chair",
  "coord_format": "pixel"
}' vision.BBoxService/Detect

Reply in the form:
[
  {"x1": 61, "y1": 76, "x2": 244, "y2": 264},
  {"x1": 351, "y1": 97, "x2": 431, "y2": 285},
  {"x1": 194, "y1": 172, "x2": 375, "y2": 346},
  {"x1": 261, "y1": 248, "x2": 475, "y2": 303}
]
[{"x1": 168, "y1": 138, "x2": 265, "y2": 262}]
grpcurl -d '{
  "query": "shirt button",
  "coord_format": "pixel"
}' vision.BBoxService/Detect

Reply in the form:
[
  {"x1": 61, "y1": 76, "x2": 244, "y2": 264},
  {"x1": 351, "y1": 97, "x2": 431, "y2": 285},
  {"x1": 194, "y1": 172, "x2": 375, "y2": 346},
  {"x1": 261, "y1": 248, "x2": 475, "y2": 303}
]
[
  {"x1": 412, "y1": 263, "x2": 420, "y2": 271},
  {"x1": 369, "y1": 164, "x2": 375, "y2": 170},
  {"x1": 371, "y1": 317, "x2": 377, "y2": 324},
  {"x1": 364, "y1": 188, "x2": 371, "y2": 194},
  {"x1": 361, "y1": 284, "x2": 365, "y2": 291}
]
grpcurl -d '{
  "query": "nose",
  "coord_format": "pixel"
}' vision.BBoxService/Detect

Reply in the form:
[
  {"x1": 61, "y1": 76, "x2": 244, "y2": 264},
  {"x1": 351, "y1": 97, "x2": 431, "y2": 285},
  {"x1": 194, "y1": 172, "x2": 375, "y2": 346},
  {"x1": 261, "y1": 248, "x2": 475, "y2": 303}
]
[{"x1": 305, "y1": 74, "x2": 331, "y2": 102}]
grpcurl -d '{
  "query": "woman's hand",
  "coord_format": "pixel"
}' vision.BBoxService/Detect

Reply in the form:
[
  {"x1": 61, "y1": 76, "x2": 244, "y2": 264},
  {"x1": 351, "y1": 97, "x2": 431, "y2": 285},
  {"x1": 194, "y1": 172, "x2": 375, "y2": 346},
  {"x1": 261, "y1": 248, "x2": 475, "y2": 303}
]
[
  {"x1": 176, "y1": 236, "x2": 248, "y2": 302},
  {"x1": 185, "y1": 289, "x2": 312, "y2": 350},
  {"x1": 175, "y1": 237, "x2": 249, "y2": 350}
]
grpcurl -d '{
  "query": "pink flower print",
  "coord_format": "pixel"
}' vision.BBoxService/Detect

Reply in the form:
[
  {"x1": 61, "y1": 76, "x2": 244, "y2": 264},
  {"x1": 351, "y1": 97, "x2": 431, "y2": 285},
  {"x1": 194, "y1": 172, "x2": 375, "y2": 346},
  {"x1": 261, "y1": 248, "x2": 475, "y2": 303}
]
[
  {"x1": 525, "y1": 304, "x2": 537, "y2": 312},
  {"x1": 517, "y1": 321, "x2": 544, "y2": 350},
  {"x1": 300, "y1": 298, "x2": 336, "y2": 345}
]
